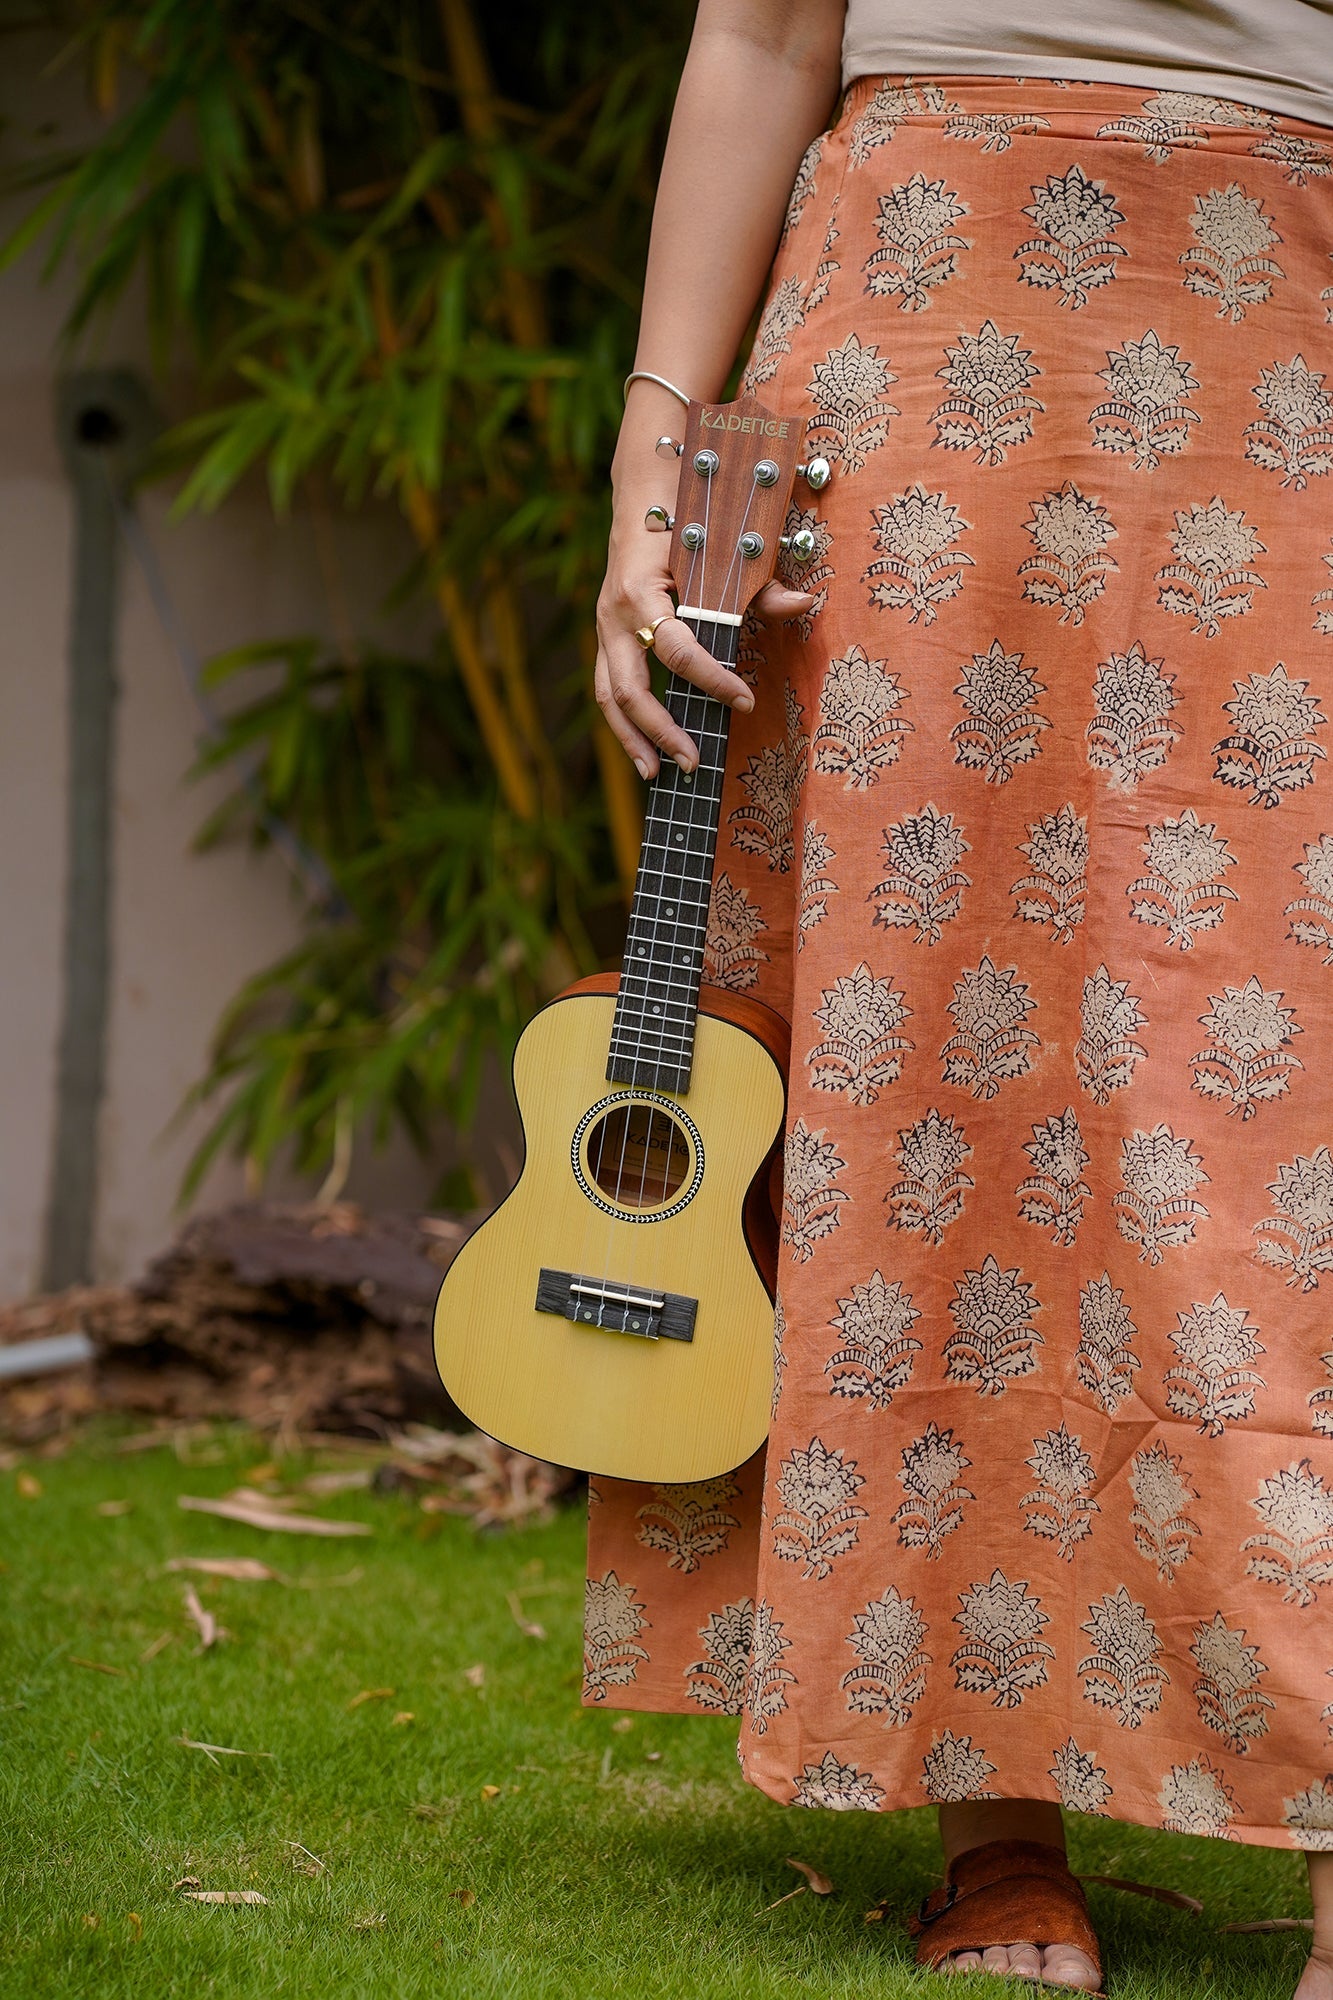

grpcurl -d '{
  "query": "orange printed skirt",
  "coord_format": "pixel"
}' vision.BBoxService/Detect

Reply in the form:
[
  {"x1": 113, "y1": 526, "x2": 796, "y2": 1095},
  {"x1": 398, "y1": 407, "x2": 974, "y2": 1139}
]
[{"x1": 587, "y1": 75, "x2": 1333, "y2": 1848}]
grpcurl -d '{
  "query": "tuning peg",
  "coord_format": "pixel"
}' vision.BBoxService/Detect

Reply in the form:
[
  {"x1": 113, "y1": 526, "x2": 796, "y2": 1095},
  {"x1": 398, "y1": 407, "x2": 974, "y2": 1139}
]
[
  {"x1": 655, "y1": 435, "x2": 683, "y2": 460},
  {"x1": 644, "y1": 504, "x2": 674, "y2": 532},
  {"x1": 798, "y1": 456, "x2": 832, "y2": 490},
  {"x1": 780, "y1": 527, "x2": 817, "y2": 561}
]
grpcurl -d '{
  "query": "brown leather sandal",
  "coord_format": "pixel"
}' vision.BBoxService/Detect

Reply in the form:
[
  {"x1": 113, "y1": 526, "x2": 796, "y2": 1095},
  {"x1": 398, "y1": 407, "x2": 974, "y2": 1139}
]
[{"x1": 907, "y1": 1839, "x2": 1103, "y2": 1993}]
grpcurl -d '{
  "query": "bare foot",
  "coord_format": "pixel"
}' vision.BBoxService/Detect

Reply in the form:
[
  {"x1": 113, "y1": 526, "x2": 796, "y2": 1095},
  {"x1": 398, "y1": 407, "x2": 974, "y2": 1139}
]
[
  {"x1": 1295, "y1": 1945, "x2": 1333, "y2": 2000},
  {"x1": 937, "y1": 1940, "x2": 1100, "y2": 1988},
  {"x1": 934, "y1": 1800, "x2": 1100, "y2": 1989}
]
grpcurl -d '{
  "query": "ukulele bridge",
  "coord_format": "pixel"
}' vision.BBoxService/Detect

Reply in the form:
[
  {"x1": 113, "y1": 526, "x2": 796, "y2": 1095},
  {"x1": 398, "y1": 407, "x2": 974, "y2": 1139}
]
[{"x1": 535, "y1": 1268, "x2": 697, "y2": 1343}]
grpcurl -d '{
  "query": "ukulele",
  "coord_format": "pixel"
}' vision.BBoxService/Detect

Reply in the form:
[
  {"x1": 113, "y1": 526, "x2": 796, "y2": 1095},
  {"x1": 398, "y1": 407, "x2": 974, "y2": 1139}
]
[{"x1": 433, "y1": 394, "x2": 828, "y2": 1482}]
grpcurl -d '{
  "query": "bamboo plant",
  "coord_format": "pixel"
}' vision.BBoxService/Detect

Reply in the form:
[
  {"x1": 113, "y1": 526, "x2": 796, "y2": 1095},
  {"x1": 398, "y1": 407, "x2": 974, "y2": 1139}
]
[{"x1": 5, "y1": 0, "x2": 692, "y2": 1200}]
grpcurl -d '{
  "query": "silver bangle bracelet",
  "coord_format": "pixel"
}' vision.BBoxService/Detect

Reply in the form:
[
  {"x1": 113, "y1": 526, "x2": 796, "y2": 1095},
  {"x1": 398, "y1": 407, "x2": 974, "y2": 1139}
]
[{"x1": 623, "y1": 369, "x2": 692, "y2": 409}]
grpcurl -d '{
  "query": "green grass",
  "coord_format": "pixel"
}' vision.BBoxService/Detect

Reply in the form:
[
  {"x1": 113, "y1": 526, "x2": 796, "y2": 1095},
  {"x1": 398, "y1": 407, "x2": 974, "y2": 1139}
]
[{"x1": 0, "y1": 1427, "x2": 1315, "y2": 1998}]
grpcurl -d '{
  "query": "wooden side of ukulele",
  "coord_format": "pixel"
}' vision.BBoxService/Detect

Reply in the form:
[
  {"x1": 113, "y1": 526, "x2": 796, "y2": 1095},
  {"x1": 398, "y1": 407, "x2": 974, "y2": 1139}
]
[{"x1": 433, "y1": 975, "x2": 788, "y2": 1484}]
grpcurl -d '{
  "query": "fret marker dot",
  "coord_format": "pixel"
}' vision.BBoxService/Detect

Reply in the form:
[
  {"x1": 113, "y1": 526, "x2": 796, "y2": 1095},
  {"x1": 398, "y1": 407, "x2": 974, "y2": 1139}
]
[
  {"x1": 665, "y1": 907, "x2": 674, "y2": 916},
  {"x1": 652, "y1": 1006, "x2": 661, "y2": 1015},
  {"x1": 680, "y1": 954, "x2": 689, "y2": 963},
  {"x1": 675, "y1": 833, "x2": 684, "y2": 843},
  {"x1": 636, "y1": 947, "x2": 645, "y2": 956}
]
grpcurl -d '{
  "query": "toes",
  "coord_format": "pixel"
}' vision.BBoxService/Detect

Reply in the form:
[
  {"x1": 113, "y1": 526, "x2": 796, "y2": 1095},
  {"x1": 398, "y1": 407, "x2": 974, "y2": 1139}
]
[
  {"x1": 943, "y1": 1951, "x2": 983, "y2": 1973},
  {"x1": 1008, "y1": 1944, "x2": 1044, "y2": 1979},
  {"x1": 1039, "y1": 1946, "x2": 1102, "y2": 1991}
]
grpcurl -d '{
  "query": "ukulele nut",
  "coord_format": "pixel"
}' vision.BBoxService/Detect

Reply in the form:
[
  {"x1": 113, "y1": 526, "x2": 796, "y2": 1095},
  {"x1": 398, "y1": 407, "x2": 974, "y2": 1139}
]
[
  {"x1": 798, "y1": 455, "x2": 832, "y2": 490},
  {"x1": 691, "y1": 448, "x2": 719, "y2": 478},
  {"x1": 753, "y1": 458, "x2": 780, "y2": 487},
  {"x1": 780, "y1": 526, "x2": 817, "y2": 561},
  {"x1": 738, "y1": 531, "x2": 764, "y2": 559},
  {"x1": 680, "y1": 522, "x2": 706, "y2": 550},
  {"x1": 643, "y1": 504, "x2": 674, "y2": 532}
]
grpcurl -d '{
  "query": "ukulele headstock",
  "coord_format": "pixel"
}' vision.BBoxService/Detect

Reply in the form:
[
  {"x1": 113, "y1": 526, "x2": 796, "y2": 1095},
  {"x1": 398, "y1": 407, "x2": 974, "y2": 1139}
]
[{"x1": 647, "y1": 395, "x2": 829, "y2": 625}]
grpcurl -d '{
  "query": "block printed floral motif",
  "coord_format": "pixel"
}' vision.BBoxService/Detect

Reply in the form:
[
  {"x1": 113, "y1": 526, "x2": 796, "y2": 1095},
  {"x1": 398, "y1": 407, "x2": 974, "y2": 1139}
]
[
  {"x1": 636, "y1": 1477, "x2": 742, "y2": 1575},
  {"x1": 1191, "y1": 1612, "x2": 1274, "y2": 1754},
  {"x1": 1015, "y1": 165, "x2": 1127, "y2": 308},
  {"x1": 781, "y1": 135, "x2": 822, "y2": 238},
  {"x1": 826, "y1": 1271, "x2": 923, "y2": 1409},
  {"x1": 1018, "y1": 1108, "x2": 1091, "y2": 1245},
  {"x1": 847, "y1": 79, "x2": 958, "y2": 169},
  {"x1": 798, "y1": 822, "x2": 838, "y2": 949},
  {"x1": 1022, "y1": 1424, "x2": 1099, "y2": 1559},
  {"x1": 1212, "y1": 664, "x2": 1326, "y2": 808},
  {"x1": 746, "y1": 1601, "x2": 797, "y2": 1733},
  {"x1": 945, "y1": 108, "x2": 1051, "y2": 153},
  {"x1": 1076, "y1": 965, "x2": 1148, "y2": 1103},
  {"x1": 703, "y1": 871, "x2": 769, "y2": 990},
  {"x1": 1284, "y1": 1778, "x2": 1333, "y2": 1850},
  {"x1": 1050, "y1": 1738, "x2": 1113, "y2": 1815},
  {"x1": 945, "y1": 1254, "x2": 1043, "y2": 1396},
  {"x1": 782, "y1": 1120, "x2": 849, "y2": 1262},
  {"x1": 1242, "y1": 1460, "x2": 1333, "y2": 1606},
  {"x1": 1019, "y1": 484, "x2": 1119, "y2": 626},
  {"x1": 1076, "y1": 1272, "x2": 1141, "y2": 1412},
  {"x1": 941, "y1": 956, "x2": 1040, "y2": 1100},
  {"x1": 1244, "y1": 355, "x2": 1333, "y2": 489},
  {"x1": 951, "y1": 1570, "x2": 1054, "y2": 1708},
  {"x1": 1166, "y1": 1294, "x2": 1266, "y2": 1435},
  {"x1": 1179, "y1": 182, "x2": 1285, "y2": 321},
  {"x1": 895, "y1": 1423, "x2": 974, "y2": 1557},
  {"x1": 864, "y1": 485, "x2": 974, "y2": 623},
  {"x1": 1253, "y1": 1147, "x2": 1333, "y2": 1289},
  {"x1": 1090, "y1": 330, "x2": 1200, "y2": 469},
  {"x1": 1126, "y1": 807, "x2": 1238, "y2": 949},
  {"x1": 951, "y1": 640, "x2": 1051, "y2": 783},
  {"x1": 685, "y1": 1599, "x2": 754, "y2": 1714},
  {"x1": 887, "y1": 1107, "x2": 975, "y2": 1245},
  {"x1": 791, "y1": 1752, "x2": 885, "y2": 1810},
  {"x1": 1114, "y1": 1123, "x2": 1210, "y2": 1263},
  {"x1": 805, "y1": 332, "x2": 899, "y2": 474},
  {"x1": 1252, "y1": 131, "x2": 1333, "y2": 186},
  {"x1": 931, "y1": 320, "x2": 1043, "y2": 466},
  {"x1": 772, "y1": 1437, "x2": 868, "y2": 1580},
  {"x1": 841, "y1": 1587, "x2": 931, "y2": 1724},
  {"x1": 864, "y1": 174, "x2": 972, "y2": 310},
  {"x1": 1159, "y1": 1758, "x2": 1239, "y2": 1838},
  {"x1": 812, "y1": 645, "x2": 914, "y2": 789},
  {"x1": 749, "y1": 201, "x2": 840, "y2": 387},
  {"x1": 1086, "y1": 643, "x2": 1181, "y2": 788},
  {"x1": 584, "y1": 1572, "x2": 650, "y2": 1701},
  {"x1": 1011, "y1": 805, "x2": 1088, "y2": 942},
  {"x1": 1079, "y1": 1588, "x2": 1168, "y2": 1727},
  {"x1": 1157, "y1": 498, "x2": 1267, "y2": 637},
  {"x1": 771, "y1": 1293, "x2": 787, "y2": 1416},
  {"x1": 919, "y1": 1731, "x2": 998, "y2": 1802},
  {"x1": 1316, "y1": 545, "x2": 1333, "y2": 634},
  {"x1": 1129, "y1": 1440, "x2": 1201, "y2": 1581},
  {"x1": 1286, "y1": 835, "x2": 1333, "y2": 962},
  {"x1": 871, "y1": 804, "x2": 971, "y2": 945},
  {"x1": 1098, "y1": 90, "x2": 1270, "y2": 162},
  {"x1": 728, "y1": 693, "x2": 807, "y2": 873},
  {"x1": 1190, "y1": 977, "x2": 1303, "y2": 1118},
  {"x1": 808, "y1": 963, "x2": 913, "y2": 1105},
  {"x1": 1311, "y1": 1352, "x2": 1333, "y2": 1437}
]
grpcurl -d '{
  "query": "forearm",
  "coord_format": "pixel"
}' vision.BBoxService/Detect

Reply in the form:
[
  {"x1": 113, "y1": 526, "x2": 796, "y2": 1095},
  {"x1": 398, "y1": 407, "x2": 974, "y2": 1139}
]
[{"x1": 614, "y1": 2, "x2": 843, "y2": 494}]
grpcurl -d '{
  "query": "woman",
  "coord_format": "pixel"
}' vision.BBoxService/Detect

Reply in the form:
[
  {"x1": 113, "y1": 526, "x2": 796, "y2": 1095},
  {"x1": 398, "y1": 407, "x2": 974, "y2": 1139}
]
[{"x1": 590, "y1": 2, "x2": 1333, "y2": 1987}]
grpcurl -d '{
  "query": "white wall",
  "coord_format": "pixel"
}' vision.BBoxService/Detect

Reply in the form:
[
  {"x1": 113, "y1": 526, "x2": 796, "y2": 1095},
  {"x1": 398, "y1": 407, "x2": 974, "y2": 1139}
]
[{"x1": 0, "y1": 24, "x2": 503, "y2": 1296}]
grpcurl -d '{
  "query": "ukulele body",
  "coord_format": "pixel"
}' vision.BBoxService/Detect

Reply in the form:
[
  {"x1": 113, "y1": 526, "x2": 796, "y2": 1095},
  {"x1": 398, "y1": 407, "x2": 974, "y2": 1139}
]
[{"x1": 433, "y1": 974, "x2": 787, "y2": 1483}]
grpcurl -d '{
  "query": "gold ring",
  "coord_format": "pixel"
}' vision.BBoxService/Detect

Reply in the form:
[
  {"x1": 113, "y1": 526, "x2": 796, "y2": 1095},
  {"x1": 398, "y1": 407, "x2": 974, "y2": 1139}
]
[{"x1": 634, "y1": 614, "x2": 672, "y2": 652}]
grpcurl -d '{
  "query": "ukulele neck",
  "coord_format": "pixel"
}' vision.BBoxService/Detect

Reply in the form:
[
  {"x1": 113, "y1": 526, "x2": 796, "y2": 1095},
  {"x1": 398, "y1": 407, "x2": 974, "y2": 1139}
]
[{"x1": 605, "y1": 612, "x2": 739, "y2": 1096}]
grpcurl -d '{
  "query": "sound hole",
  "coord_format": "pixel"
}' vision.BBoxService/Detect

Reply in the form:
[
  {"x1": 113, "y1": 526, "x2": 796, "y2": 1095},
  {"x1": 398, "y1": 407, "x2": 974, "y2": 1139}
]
[{"x1": 586, "y1": 1103, "x2": 691, "y2": 1209}]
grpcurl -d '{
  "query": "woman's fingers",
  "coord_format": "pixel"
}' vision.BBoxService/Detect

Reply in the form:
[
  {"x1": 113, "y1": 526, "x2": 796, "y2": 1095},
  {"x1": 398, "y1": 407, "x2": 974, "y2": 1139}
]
[
  {"x1": 594, "y1": 645, "x2": 658, "y2": 779},
  {"x1": 751, "y1": 578, "x2": 815, "y2": 624},
  {"x1": 651, "y1": 617, "x2": 754, "y2": 711}
]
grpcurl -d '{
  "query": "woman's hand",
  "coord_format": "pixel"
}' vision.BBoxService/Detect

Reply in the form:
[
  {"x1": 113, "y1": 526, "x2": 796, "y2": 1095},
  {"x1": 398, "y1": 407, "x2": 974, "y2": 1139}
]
[{"x1": 594, "y1": 476, "x2": 814, "y2": 779}]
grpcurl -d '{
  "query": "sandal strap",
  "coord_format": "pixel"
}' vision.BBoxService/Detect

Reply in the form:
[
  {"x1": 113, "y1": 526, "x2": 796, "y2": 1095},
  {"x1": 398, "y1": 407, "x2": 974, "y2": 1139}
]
[{"x1": 908, "y1": 1840, "x2": 1101, "y2": 1980}]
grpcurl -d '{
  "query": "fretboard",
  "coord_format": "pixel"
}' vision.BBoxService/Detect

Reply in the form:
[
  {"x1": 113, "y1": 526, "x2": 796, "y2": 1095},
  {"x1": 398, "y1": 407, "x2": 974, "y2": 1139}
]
[{"x1": 606, "y1": 615, "x2": 737, "y2": 1096}]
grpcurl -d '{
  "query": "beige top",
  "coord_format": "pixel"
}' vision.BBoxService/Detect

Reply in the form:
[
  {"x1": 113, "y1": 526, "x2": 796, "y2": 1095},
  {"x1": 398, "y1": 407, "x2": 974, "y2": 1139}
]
[{"x1": 842, "y1": 0, "x2": 1333, "y2": 127}]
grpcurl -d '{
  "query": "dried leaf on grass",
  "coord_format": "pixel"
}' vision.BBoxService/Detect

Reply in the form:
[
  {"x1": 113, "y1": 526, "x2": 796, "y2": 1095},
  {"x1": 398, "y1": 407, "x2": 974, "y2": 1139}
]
[
  {"x1": 863, "y1": 1899, "x2": 889, "y2": 1925},
  {"x1": 286, "y1": 1843, "x2": 327, "y2": 1877},
  {"x1": 96, "y1": 1499, "x2": 133, "y2": 1517},
  {"x1": 352, "y1": 1910, "x2": 387, "y2": 1930},
  {"x1": 140, "y1": 1633, "x2": 175, "y2": 1662},
  {"x1": 172, "y1": 1877, "x2": 201, "y2": 1892},
  {"x1": 479, "y1": 1784, "x2": 501, "y2": 1800},
  {"x1": 1080, "y1": 1875, "x2": 1203, "y2": 1916},
  {"x1": 505, "y1": 1590, "x2": 546, "y2": 1641},
  {"x1": 182, "y1": 1586, "x2": 222, "y2": 1650},
  {"x1": 16, "y1": 1472, "x2": 42, "y2": 1499},
  {"x1": 786, "y1": 1858, "x2": 835, "y2": 1896},
  {"x1": 348, "y1": 1687, "x2": 395, "y2": 1710},
  {"x1": 449, "y1": 1889, "x2": 475, "y2": 1906},
  {"x1": 463, "y1": 1663, "x2": 486, "y2": 1688},
  {"x1": 301, "y1": 1468, "x2": 375, "y2": 1496},
  {"x1": 1222, "y1": 1918, "x2": 1314, "y2": 1934},
  {"x1": 176, "y1": 1735, "x2": 273, "y2": 1765},
  {"x1": 68, "y1": 1657, "x2": 127, "y2": 1677},
  {"x1": 166, "y1": 1558, "x2": 281, "y2": 1583},
  {"x1": 177, "y1": 1493, "x2": 370, "y2": 1537},
  {"x1": 181, "y1": 1890, "x2": 269, "y2": 1906},
  {"x1": 391, "y1": 1712, "x2": 415, "y2": 1726}
]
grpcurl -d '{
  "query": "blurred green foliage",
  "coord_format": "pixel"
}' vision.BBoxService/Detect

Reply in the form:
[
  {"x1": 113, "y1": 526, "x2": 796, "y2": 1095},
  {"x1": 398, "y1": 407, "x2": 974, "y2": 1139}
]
[{"x1": 5, "y1": 0, "x2": 691, "y2": 1198}]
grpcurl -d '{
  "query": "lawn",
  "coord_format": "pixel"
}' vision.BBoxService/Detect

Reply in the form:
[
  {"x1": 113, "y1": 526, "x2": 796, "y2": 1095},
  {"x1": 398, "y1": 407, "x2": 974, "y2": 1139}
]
[{"x1": 0, "y1": 1427, "x2": 1316, "y2": 1999}]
